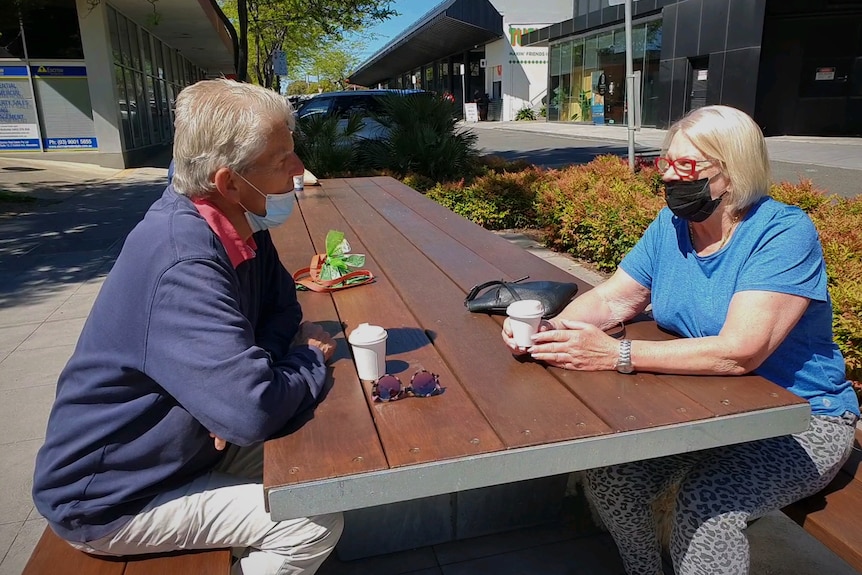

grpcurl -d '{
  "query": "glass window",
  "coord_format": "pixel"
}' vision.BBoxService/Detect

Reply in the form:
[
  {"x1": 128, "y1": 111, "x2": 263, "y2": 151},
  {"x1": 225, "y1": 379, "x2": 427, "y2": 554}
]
[
  {"x1": 550, "y1": 43, "x2": 562, "y2": 77},
  {"x1": 107, "y1": 7, "x2": 122, "y2": 65},
  {"x1": 154, "y1": 39, "x2": 165, "y2": 79},
  {"x1": 585, "y1": 35, "x2": 598, "y2": 69},
  {"x1": 641, "y1": 20, "x2": 662, "y2": 127},
  {"x1": 117, "y1": 14, "x2": 132, "y2": 68},
  {"x1": 561, "y1": 41, "x2": 573, "y2": 74},
  {"x1": 128, "y1": 24, "x2": 141, "y2": 71},
  {"x1": 141, "y1": 31, "x2": 154, "y2": 76},
  {"x1": 123, "y1": 68, "x2": 141, "y2": 147},
  {"x1": 115, "y1": 65, "x2": 132, "y2": 146},
  {"x1": 577, "y1": 0, "x2": 588, "y2": 17},
  {"x1": 14, "y1": 0, "x2": 84, "y2": 59}
]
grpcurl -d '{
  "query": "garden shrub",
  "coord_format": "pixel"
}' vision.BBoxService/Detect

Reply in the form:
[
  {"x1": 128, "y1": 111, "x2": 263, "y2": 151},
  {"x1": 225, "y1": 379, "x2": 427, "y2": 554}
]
[
  {"x1": 535, "y1": 155, "x2": 665, "y2": 271},
  {"x1": 426, "y1": 165, "x2": 544, "y2": 230},
  {"x1": 515, "y1": 106, "x2": 537, "y2": 121}
]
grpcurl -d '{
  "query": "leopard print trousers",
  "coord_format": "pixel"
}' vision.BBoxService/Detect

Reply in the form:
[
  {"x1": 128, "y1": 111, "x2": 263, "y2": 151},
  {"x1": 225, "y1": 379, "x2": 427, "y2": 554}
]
[{"x1": 584, "y1": 413, "x2": 857, "y2": 575}]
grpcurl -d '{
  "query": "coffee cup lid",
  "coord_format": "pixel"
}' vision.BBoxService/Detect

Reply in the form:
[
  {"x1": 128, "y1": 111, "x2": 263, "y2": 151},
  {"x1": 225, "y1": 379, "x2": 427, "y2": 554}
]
[
  {"x1": 506, "y1": 299, "x2": 544, "y2": 317},
  {"x1": 348, "y1": 323, "x2": 387, "y2": 344}
]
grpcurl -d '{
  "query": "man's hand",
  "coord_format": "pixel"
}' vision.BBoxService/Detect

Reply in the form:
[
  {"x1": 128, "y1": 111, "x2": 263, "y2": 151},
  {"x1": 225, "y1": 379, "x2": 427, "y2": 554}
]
[
  {"x1": 294, "y1": 321, "x2": 336, "y2": 361},
  {"x1": 210, "y1": 433, "x2": 227, "y2": 451}
]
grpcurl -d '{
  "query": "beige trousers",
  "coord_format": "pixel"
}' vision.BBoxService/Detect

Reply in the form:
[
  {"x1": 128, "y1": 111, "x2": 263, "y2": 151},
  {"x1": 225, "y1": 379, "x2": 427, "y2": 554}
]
[{"x1": 69, "y1": 443, "x2": 343, "y2": 575}]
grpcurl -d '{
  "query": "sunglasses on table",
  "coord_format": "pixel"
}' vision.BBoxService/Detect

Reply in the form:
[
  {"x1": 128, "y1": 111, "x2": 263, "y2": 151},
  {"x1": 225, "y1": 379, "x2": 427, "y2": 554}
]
[
  {"x1": 371, "y1": 370, "x2": 445, "y2": 402},
  {"x1": 654, "y1": 157, "x2": 715, "y2": 180}
]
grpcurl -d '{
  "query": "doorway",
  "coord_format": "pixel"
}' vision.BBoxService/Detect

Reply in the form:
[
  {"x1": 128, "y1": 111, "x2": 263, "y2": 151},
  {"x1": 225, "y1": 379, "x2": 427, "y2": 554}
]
[{"x1": 687, "y1": 57, "x2": 709, "y2": 113}]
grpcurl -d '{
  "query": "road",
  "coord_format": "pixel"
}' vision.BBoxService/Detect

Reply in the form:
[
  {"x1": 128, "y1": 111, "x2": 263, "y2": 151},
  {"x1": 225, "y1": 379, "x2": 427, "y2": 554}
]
[{"x1": 471, "y1": 129, "x2": 860, "y2": 199}]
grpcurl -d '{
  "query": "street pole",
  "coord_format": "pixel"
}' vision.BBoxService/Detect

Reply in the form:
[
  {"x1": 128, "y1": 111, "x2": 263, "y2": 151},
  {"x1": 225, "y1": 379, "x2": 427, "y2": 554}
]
[{"x1": 624, "y1": 0, "x2": 635, "y2": 171}]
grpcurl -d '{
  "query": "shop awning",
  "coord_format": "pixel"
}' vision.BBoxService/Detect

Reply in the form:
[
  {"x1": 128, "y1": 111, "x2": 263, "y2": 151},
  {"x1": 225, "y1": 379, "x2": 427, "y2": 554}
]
[{"x1": 349, "y1": 0, "x2": 503, "y2": 87}]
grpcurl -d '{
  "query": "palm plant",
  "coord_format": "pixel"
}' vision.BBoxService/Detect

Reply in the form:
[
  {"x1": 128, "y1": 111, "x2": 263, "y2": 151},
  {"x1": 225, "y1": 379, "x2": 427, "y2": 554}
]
[
  {"x1": 358, "y1": 94, "x2": 479, "y2": 182},
  {"x1": 293, "y1": 112, "x2": 364, "y2": 177}
]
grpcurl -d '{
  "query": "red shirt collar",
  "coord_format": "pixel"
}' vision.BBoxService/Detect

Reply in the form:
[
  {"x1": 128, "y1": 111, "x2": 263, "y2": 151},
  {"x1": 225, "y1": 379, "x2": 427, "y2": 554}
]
[{"x1": 191, "y1": 198, "x2": 257, "y2": 268}]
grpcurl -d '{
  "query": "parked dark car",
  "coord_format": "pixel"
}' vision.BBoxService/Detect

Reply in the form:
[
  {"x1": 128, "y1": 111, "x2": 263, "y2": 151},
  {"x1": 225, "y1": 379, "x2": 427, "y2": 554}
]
[{"x1": 294, "y1": 89, "x2": 429, "y2": 141}]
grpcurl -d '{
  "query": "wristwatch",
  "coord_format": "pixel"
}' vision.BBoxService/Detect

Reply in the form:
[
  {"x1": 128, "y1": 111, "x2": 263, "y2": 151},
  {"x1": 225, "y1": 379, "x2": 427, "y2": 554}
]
[{"x1": 615, "y1": 339, "x2": 634, "y2": 374}]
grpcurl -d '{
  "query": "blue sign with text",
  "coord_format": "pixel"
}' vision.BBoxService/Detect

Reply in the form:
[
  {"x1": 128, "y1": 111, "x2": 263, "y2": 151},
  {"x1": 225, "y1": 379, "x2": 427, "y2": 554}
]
[
  {"x1": 0, "y1": 139, "x2": 40, "y2": 150},
  {"x1": 31, "y1": 65, "x2": 87, "y2": 77},
  {"x1": 0, "y1": 66, "x2": 29, "y2": 78},
  {"x1": 44, "y1": 137, "x2": 98, "y2": 149}
]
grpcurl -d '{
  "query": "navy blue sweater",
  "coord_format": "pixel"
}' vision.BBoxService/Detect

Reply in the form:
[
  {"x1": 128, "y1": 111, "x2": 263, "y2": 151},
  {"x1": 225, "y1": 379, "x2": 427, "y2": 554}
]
[{"x1": 33, "y1": 188, "x2": 326, "y2": 542}]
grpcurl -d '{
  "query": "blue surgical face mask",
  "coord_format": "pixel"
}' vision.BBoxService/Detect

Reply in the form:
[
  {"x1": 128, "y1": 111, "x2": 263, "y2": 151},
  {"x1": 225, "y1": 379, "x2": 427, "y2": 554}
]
[{"x1": 235, "y1": 173, "x2": 295, "y2": 233}]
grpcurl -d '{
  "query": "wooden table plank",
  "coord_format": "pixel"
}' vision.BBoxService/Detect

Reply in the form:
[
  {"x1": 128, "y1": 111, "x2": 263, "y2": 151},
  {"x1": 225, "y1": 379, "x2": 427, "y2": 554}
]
[
  {"x1": 317, "y1": 180, "x2": 613, "y2": 448},
  {"x1": 294, "y1": 186, "x2": 505, "y2": 467},
  {"x1": 265, "y1": 208, "x2": 388, "y2": 489},
  {"x1": 369, "y1": 177, "x2": 594, "y2": 291},
  {"x1": 353, "y1": 179, "x2": 727, "y2": 432}
]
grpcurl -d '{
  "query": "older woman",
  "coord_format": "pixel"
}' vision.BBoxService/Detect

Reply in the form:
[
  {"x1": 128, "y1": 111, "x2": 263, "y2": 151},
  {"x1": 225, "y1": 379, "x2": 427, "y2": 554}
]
[
  {"x1": 33, "y1": 79, "x2": 342, "y2": 575},
  {"x1": 501, "y1": 105, "x2": 858, "y2": 575}
]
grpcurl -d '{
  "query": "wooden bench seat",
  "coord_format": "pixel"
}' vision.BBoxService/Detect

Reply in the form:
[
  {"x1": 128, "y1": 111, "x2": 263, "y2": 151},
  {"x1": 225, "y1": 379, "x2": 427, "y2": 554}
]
[
  {"x1": 23, "y1": 527, "x2": 232, "y2": 575},
  {"x1": 782, "y1": 428, "x2": 862, "y2": 572}
]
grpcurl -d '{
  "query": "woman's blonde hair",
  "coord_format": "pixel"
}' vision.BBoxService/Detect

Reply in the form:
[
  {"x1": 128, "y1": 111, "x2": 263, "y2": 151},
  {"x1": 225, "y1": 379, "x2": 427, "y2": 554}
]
[
  {"x1": 171, "y1": 79, "x2": 295, "y2": 199},
  {"x1": 662, "y1": 105, "x2": 771, "y2": 210}
]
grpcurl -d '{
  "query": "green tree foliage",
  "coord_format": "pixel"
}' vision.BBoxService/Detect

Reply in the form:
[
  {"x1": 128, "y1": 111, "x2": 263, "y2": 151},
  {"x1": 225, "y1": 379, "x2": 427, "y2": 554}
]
[
  {"x1": 221, "y1": 0, "x2": 395, "y2": 87},
  {"x1": 303, "y1": 40, "x2": 365, "y2": 90}
]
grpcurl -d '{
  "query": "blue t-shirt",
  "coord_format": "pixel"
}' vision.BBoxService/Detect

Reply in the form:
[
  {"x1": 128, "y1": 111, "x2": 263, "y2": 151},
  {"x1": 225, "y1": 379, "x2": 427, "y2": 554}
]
[{"x1": 620, "y1": 196, "x2": 858, "y2": 417}]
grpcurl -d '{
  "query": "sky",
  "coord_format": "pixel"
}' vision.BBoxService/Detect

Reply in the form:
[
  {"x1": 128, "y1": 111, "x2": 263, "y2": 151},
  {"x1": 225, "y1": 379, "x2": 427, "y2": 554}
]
[{"x1": 351, "y1": 0, "x2": 438, "y2": 63}]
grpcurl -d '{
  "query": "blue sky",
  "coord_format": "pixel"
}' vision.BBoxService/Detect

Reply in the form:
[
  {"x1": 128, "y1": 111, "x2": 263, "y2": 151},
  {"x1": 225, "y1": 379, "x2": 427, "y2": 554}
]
[{"x1": 352, "y1": 0, "x2": 436, "y2": 62}]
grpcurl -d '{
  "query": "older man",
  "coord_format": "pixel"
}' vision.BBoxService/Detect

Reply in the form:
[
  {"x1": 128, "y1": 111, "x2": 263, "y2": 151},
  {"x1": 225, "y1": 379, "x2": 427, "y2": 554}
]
[{"x1": 33, "y1": 79, "x2": 343, "y2": 575}]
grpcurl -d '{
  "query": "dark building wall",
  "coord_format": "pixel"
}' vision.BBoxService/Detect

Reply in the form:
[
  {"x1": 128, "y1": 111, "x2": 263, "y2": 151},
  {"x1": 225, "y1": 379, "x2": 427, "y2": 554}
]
[
  {"x1": 756, "y1": 0, "x2": 862, "y2": 136},
  {"x1": 656, "y1": 0, "x2": 766, "y2": 128},
  {"x1": 539, "y1": 0, "x2": 862, "y2": 134}
]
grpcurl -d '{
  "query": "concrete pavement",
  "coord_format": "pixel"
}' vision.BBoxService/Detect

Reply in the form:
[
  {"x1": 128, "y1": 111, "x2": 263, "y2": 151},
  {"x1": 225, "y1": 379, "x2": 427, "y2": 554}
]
[
  {"x1": 464, "y1": 119, "x2": 862, "y2": 171},
  {"x1": 1, "y1": 135, "x2": 860, "y2": 574}
]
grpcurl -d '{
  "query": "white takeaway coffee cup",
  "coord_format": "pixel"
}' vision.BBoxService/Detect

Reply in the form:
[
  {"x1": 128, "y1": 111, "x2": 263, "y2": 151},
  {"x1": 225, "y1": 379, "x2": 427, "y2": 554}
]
[
  {"x1": 506, "y1": 299, "x2": 545, "y2": 348},
  {"x1": 348, "y1": 323, "x2": 388, "y2": 381}
]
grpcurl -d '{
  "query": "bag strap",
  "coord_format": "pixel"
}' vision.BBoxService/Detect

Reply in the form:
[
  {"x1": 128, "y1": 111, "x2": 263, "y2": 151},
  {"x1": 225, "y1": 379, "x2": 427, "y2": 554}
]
[
  {"x1": 464, "y1": 275, "x2": 530, "y2": 305},
  {"x1": 293, "y1": 254, "x2": 375, "y2": 293}
]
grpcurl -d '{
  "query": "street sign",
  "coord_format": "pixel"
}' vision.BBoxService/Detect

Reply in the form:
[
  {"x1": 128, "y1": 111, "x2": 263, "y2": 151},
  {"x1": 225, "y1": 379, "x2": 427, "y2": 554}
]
[{"x1": 273, "y1": 50, "x2": 288, "y2": 76}]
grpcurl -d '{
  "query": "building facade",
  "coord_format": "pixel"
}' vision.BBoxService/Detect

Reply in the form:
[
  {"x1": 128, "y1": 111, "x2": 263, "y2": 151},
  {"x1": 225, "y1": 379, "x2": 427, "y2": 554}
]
[
  {"x1": 0, "y1": 0, "x2": 235, "y2": 168},
  {"x1": 349, "y1": 0, "x2": 573, "y2": 122},
  {"x1": 525, "y1": 0, "x2": 862, "y2": 135}
]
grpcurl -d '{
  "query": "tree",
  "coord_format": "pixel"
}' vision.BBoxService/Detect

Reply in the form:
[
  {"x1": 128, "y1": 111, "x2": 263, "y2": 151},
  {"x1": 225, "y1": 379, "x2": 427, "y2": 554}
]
[
  {"x1": 305, "y1": 40, "x2": 365, "y2": 90},
  {"x1": 222, "y1": 0, "x2": 395, "y2": 87}
]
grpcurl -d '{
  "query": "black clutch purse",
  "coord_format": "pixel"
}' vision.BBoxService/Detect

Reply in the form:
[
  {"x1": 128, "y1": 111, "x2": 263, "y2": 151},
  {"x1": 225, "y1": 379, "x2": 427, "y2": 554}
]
[{"x1": 464, "y1": 276, "x2": 579, "y2": 319}]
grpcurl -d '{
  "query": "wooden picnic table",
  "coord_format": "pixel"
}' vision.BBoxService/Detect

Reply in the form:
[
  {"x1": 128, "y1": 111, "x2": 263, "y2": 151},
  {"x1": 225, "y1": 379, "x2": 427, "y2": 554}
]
[{"x1": 264, "y1": 176, "x2": 811, "y2": 524}]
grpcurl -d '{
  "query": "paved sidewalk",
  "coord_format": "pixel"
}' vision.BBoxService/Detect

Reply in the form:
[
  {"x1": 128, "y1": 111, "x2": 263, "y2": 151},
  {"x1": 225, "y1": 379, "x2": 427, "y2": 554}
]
[
  {"x1": 1, "y1": 150, "x2": 860, "y2": 574},
  {"x1": 464, "y1": 120, "x2": 862, "y2": 172}
]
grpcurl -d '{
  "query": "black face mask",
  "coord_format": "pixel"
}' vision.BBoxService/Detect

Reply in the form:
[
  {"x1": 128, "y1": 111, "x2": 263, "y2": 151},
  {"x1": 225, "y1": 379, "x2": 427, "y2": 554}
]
[{"x1": 664, "y1": 178, "x2": 725, "y2": 222}]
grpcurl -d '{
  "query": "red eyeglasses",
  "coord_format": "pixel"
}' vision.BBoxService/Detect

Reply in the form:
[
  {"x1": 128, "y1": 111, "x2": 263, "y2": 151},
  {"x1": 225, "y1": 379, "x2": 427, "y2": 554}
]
[
  {"x1": 371, "y1": 370, "x2": 444, "y2": 402},
  {"x1": 655, "y1": 157, "x2": 714, "y2": 180}
]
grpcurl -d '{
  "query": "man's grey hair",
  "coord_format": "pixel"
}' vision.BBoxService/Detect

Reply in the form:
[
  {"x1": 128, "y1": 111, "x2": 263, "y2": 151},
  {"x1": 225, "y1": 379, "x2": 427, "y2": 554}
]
[{"x1": 171, "y1": 79, "x2": 295, "y2": 199}]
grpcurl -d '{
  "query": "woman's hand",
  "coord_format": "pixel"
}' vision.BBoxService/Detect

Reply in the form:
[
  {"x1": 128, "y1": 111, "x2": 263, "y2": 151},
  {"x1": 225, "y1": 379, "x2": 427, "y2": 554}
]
[
  {"x1": 528, "y1": 319, "x2": 619, "y2": 370},
  {"x1": 294, "y1": 321, "x2": 336, "y2": 361},
  {"x1": 502, "y1": 317, "x2": 554, "y2": 355}
]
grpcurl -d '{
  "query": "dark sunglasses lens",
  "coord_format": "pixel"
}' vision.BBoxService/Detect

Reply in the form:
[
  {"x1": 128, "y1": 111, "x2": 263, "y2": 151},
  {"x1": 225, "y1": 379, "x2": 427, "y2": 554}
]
[
  {"x1": 376, "y1": 375, "x2": 401, "y2": 401},
  {"x1": 411, "y1": 372, "x2": 438, "y2": 397}
]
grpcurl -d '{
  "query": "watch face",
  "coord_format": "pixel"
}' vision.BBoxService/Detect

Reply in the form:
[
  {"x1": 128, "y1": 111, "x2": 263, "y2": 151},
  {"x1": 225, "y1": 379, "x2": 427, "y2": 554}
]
[{"x1": 618, "y1": 363, "x2": 634, "y2": 374}]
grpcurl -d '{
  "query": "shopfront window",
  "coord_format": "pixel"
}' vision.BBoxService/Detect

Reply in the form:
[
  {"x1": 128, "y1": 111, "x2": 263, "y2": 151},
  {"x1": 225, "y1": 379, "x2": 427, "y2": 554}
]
[
  {"x1": 107, "y1": 6, "x2": 201, "y2": 150},
  {"x1": 547, "y1": 19, "x2": 662, "y2": 127},
  {"x1": 0, "y1": 0, "x2": 84, "y2": 60}
]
